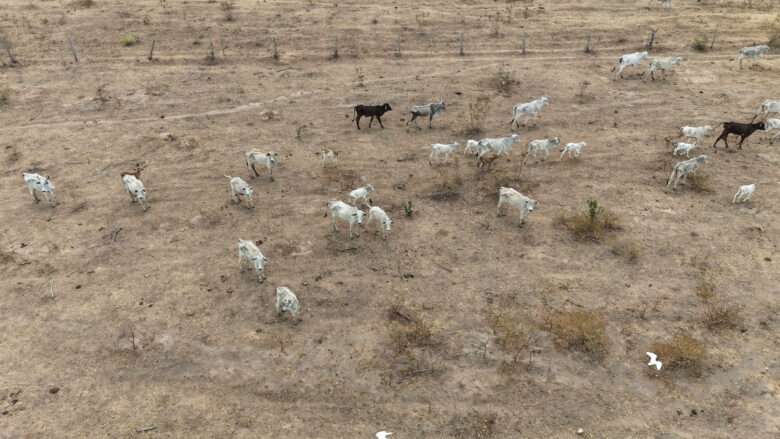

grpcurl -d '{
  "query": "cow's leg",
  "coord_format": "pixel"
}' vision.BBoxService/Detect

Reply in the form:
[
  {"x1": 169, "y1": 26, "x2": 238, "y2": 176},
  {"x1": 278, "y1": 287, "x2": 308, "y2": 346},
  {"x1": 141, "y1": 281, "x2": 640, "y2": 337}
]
[
  {"x1": 229, "y1": 185, "x2": 238, "y2": 203},
  {"x1": 355, "y1": 115, "x2": 362, "y2": 130},
  {"x1": 331, "y1": 215, "x2": 337, "y2": 232},
  {"x1": 497, "y1": 198, "x2": 505, "y2": 216},
  {"x1": 250, "y1": 163, "x2": 259, "y2": 177},
  {"x1": 377, "y1": 115, "x2": 385, "y2": 129},
  {"x1": 31, "y1": 189, "x2": 40, "y2": 203},
  {"x1": 368, "y1": 116, "x2": 374, "y2": 128},
  {"x1": 713, "y1": 132, "x2": 727, "y2": 148},
  {"x1": 738, "y1": 135, "x2": 746, "y2": 150},
  {"x1": 428, "y1": 114, "x2": 433, "y2": 129}
]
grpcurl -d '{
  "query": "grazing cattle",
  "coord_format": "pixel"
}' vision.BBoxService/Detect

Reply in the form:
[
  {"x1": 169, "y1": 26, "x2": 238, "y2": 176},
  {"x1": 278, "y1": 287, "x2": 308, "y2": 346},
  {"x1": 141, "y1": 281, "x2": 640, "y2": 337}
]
[
  {"x1": 320, "y1": 149, "x2": 338, "y2": 167},
  {"x1": 667, "y1": 155, "x2": 708, "y2": 189},
  {"x1": 673, "y1": 142, "x2": 698, "y2": 157},
  {"x1": 679, "y1": 125, "x2": 713, "y2": 143},
  {"x1": 464, "y1": 139, "x2": 489, "y2": 157},
  {"x1": 712, "y1": 121, "x2": 766, "y2": 149},
  {"x1": 238, "y1": 239, "x2": 267, "y2": 282},
  {"x1": 560, "y1": 142, "x2": 586, "y2": 159},
  {"x1": 496, "y1": 187, "x2": 537, "y2": 225},
  {"x1": 510, "y1": 96, "x2": 549, "y2": 128},
  {"x1": 122, "y1": 174, "x2": 148, "y2": 211},
  {"x1": 733, "y1": 184, "x2": 756, "y2": 204},
  {"x1": 764, "y1": 118, "x2": 780, "y2": 144},
  {"x1": 366, "y1": 206, "x2": 392, "y2": 239},
  {"x1": 407, "y1": 100, "x2": 446, "y2": 128},
  {"x1": 479, "y1": 134, "x2": 521, "y2": 157},
  {"x1": 648, "y1": 56, "x2": 683, "y2": 80},
  {"x1": 527, "y1": 137, "x2": 561, "y2": 159},
  {"x1": 349, "y1": 184, "x2": 375, "y2": 206},
  {"x1": 22, "y1": 173, "x2": 57, "y2": 206},
  {"x1": 476, "y1": 149, "x2": 501, "y2": 170},
  {"x1": 753, "y1": 100, "x2": 780, "y2": 121},
  {"x1": 245, "y1": 151, "x2": 278, "y2": 180},
  {"x1": 327, "y1": 200, "x2": 365, "y2": 239},
  {"x1": 276, "y1": 286, "x2": 300, "y2": 317},
  {"x1": 612, "y1": 51, "x2": 649, "y2": 78},
  {"x1": 226, "y1": 175, "x2": 254, "y2": 208},
  {"x1": 429, "y1": 142, "x2": 460, "y2": 165},
  {"x1": 738, "y1": 45, "x2": 769, "y2": 69},
  {"x1": 353, "y1": 103, "x2": 392, "y2": 130}
]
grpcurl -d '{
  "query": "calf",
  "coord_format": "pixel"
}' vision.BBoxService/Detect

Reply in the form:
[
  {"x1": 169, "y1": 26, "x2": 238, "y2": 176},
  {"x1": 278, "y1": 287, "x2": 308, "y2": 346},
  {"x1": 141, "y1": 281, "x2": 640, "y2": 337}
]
[
  {"x1": 527, "y1": 137, "x2": 561, "y2": 160},
  {"x1": 226, "y1": 175, "x2": 254, "y2": 208},
  {"x1": 560, "y1": 142, "x2": 586, "y2": 160},
  {"x1": 738, "y1": 44, "x2": 769, "y2": 69},
  {"x1": 429, "y1": 142, "x2": 460, "y2": 165},
  {"x1": 753, "y1": 100, "x2": 780, "y2": 121},
  {"x1": 679, "y1": 125, "x2": 713, "y2": 143},
  {"x1": 238, "y1": 239, "x2": 267, "y2": 282},
  {"x1": 349, "y1": 184, "x2": 375, "y2": 206},
  {"x1": 479, "y1": 134, "x2": 521, "y2": 157},
  {"x1": 733, "y1": 184, "x2": 756, "y2": 204},
  {"x1": 476, "y1": 149, "x2": 502, "y2": 170},
  {"x1": 667, "y1": 155, "x2": 708, "y2": 189},
  {"x1": 648, "y1": 56, "x2": 683, "y2": 80},
  {"x1": 122, "y1": 174, "x2": 148, "y2": 211},
  {"x1": 353, "y1": 103, "x2": 392, "y2": 130},
  {"x1": 327, "y1": 200, "x2": 365, "y2": 239},
  {"x1": 510, "y1": 96, "x2": 549, "y2": 128},
  {"x1": 497, "y1": 187, "x2": 537, "y2": 226},
  {"x1": 712, "y1": 121, "x2": 766, "y2": 149},
  {"x1": 276, "y1": 286, "x2": 300, "y2": 317},
  {"x1": 366, "y1": 206, "x2": 392, "y2": 239},
  {"x1": 407, "y1": 100, "x2": 446, "y2": 129},
  {"x1": 613, "y1": 51, "x2": 649, "y2": 78},
  {"x1": 673, "y1": 142, "x2": 698, "y2": 157},
  {"x1": 245, "y1": 151, "x2": 278, "y2": 180},
  {"x1": 22, "y1": 173, "x2": 57, "y2": 206}
]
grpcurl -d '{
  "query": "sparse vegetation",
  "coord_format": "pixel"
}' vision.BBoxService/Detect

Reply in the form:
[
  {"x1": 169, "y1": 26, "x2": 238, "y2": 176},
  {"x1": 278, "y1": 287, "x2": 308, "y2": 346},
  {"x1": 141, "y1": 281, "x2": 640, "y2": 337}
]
[
  {"x1": 450, "y1": 411, "x2": 497, "y2": 439},
  {"x1": 575, "y1": 80, "x2": 593, "y2": 104},
  {"x1": 687, "y1": 172, "x2": 713, "y2": 193},
  {"x1": 220, "y1": 0, "x2": 235, "y2": 21},
  {"x1": 0, "y1": 88, "x2": 9, "y2": 107},
  {"x1": 650, "y1": 334, "x2": 706, "y2": 376},
  {"x1": 558, "y1": 199, "x2": 620, "y2": 241},
  {"x1": 703, "y1": 301, "x2": 741, "y2": 331},
  {"x1": 691, "y1": 35, "x2": 710, "y2": 52},
  {"x1": 609, "y1": 239, "x2": 640, "y2": 263},
  {"x1": 120, "y1": 34, "x2": 139, "y2": 47},
  {"x1": 403, "y1": 200, "x2": 414, "y2": 217},
  {"x1": 69, "y1": 0, "x2": 95, "y2": 8},
  {"x1": 695, "y1": 277, "x2": 716, "y2": 301},
  {"x1": 487, "y1": 309, "x2": 529, "y2": 365},
  {"x1": 491, "y1": 66, "x2": 516, "y2": 96},
  {"x1": 768, "y1": 14, "x2": 780, "y2": 48},
  {"x1": 546, "y1": 310, "x2": 608, "y2": 360},
  {"x1": 458, "y1": 95, "x2": 491, "y2": 137},
  {"x1": 388, "y1": 310, "x2": 438, "y2": 354}
]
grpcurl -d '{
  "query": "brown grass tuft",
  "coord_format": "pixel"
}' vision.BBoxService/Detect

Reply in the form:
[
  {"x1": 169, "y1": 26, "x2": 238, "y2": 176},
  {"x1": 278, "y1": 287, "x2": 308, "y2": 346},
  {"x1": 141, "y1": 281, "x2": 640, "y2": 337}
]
[
  {"x1": 0, "y1": 87, "x2": 9, "y2": 107},
  {"x1": 487, "y1": 309, "x2": 529, "y2": 364},
  {"x1": 687, "y1": 173, "x2": 713, "y2": 193},
  {"x1": 703, "y1": 302, "x2": 741, "y2": 331},
  {"x1": 558, "y1": 199, "x2": 620, "y2": 242},
  {"x1": 457, "y1": 95, "x2": 491, "y2": 137},
  {"x1": 69, "y1": 0, "x2": 95, "y2": 8},
  {"x1": 609, "y1": 239, "x2": 640, "y2": 263},
  {"x1": 650, "y1": 334, "x2": 706, "y2": 376},
  {"x1": 546, "y1": 310, "x2": 608, "y2": 359},
  {"x1": 695, "y1": 277, "x2": 716, "y2": 301},
  {"x1": 450, "y1": 410, "x2": 497, "y2": 439}
]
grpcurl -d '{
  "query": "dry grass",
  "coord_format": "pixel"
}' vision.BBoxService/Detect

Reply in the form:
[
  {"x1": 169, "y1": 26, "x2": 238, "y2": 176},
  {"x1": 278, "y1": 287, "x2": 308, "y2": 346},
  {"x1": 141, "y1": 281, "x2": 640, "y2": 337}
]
[
  {"x1": 695, "y1": 277, "x2": 716, "y2": 301},
  {"x1": 609, "y1": 239, "x2": 640, "y2": 264},
  {"x1": 450, "y1": 411, "x2": 497, "y2": 439},
  {"x1": 457, "y1": 95, "x2": 491, "y2": 137},
  {"x1": 687, "y1": 173, "x2": 714, "y2": 193},
  {"x1": 490, "y1": 67, "x2": 517, "y2": 97},
  {"x1": 545, "y1": 310, "x2": 608, "y2": 360},
  {"x1": 768, "y1": 14, "x2": 780, "y2": 48},
  {"x1": 387, "y1": 305, "x2": 439, "y2": 355},
  {"x1": 703, "y1": 301, "x2": 741, "y2": 331},
  {"x1": 691, "y1": 35, "x2": 710, "y2": 52},
  {"x1": 650, "y1": 334, "x2": 706, "y2": 376},
  {"x1": 120, "y1": 34, "x2": 139, "y2": 47},
  {"x1": 487, "y1": 309, "x2": 529, "y2": 364},
  {"x1": 0, "y1": 88, "x2": 8, "y2": 107},
  {"x1": 558, "y1": 199, "x2": 620, "y2": 242},
  {"x1": 69, "y1": 0, "x2": 95, "y2": 8}
]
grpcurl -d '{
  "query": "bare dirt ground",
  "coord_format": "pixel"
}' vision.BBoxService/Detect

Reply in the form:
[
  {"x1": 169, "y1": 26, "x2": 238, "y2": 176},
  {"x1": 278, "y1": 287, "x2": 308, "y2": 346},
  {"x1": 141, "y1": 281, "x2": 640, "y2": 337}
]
[{"x1": 1, "y1": 0, "x2": 779, "y2": 437}]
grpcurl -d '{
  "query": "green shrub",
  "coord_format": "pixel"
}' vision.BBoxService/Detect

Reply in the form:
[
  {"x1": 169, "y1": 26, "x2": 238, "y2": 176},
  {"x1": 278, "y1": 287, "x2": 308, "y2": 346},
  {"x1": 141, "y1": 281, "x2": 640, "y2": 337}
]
[{"x1": 120, "y1": 34, "x2": 139, "y2": 47}]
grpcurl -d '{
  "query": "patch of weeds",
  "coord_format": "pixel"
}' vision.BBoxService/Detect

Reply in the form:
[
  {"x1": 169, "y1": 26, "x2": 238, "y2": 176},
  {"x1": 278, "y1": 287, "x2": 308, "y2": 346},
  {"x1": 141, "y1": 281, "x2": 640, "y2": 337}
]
[
  {"x1": 558, "y1": 199, "x2": 620, "y2": 242},
  {"x1": 491, "y1": 66, "x2": 516, "y2": 96},
  {"x1": 457, "y1": 95, "x2": 491, "y2": 137},
  {"x1": 487, "y1": 309, "x2": 529, "y2": 365},
  {"x1": 0, "y1": 87, "x2": 9, "y2": 107},
  {"x1": 609, "y1": 239, "x2": 640, "y2": 264},
  {"x1": 768, "y1": 14, "x2": 780, "y2": 48},
  {"x1": 687, "y1": 172, "x2": 713, "y2": 193},
  {"x1": 120, "y1": 34, "x2": 139, "y2": 47},
  {"x1": 545, "y1": 310, "x2": 608, "y2": 360},
  {"x1": 691, "y1": 35, "x2": 709, "y2": 52},
  {"x1": 403, "y1": 200, "x2": 414, "y2": 217},
  {"x1": 69, "y1": 0, "x2": 95, "y2": 8},
  {"x1": 703, "y1": 301, "x2": 741, "y2": 331},
  {"x1": 388, "y1": 310, "x2": 439, "y2": 355},
  {"x1": 650, "y1": 333, "x2": 706, "y2": 376},
  {"x1": 695, "y1": 277, "x2": 716, "y2": 301},
  {"x1": 450, "y1": 410, "x2": 497, "y2": 439}
]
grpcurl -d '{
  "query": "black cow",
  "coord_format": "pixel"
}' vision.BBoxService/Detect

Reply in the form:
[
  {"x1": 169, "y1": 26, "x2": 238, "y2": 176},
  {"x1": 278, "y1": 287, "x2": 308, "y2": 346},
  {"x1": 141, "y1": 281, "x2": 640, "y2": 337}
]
[
  {"x1": 712, "y1": 121, "x2": 766, "y2": 149},
  {"x1": 352, "y1": 103, "x2": 392, "y2": 130}
]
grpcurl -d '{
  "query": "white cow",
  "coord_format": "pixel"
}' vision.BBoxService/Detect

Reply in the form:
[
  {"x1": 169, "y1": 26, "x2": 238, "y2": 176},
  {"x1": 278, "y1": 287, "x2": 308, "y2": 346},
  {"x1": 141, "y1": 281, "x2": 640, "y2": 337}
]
[
  {"x1": 479, "y1": 134, "x2": 521, "y2": 156},
  {"x1": 464, "y1": 139, "x2": 489, "y2": 157},
  {"x1": 673, "y1": 142, "x2": 698, "y2": 157},
  {"x1": 648, "y1": 56, "x2": 683, "y2": 80},
  {"x1": 276, "y1": 286, "x2": 300, "y2": 317},
  {"x1": 238, "y1": 239, "x2": 268, "y2": 282},
  {"x1": 226, "y1": 175, "x2": 254, "y2": 208},
  {"x1": 245, "y1": 150, "x2": 278, "y2": 180},
  {"x1": 320, "y1": 149, "x2": 338, "y2": 167},
  {"x1": 349, "y1": 184, "x2": 375, "y2": 206},
  {"x1": 738, "y1": 45, "x2": 769, "y2": 69},
  {"x1": 755, "y1": 100, "x2": 780, "y2": 121},
  {"x1": 366, "y1": 206, "x2": 392, "y2": 239},
  {"x1": 122, "y1": 174, "x2": 148, "y2": 211},
  {"x1": 511, "y1": 96, "x2": 549, "y2": 128},
  {"x1": 733, "y1": 184, "x2": 756, "y2": 204},
  {"x1": 429, "y1": 142, "x2": 460, "y2": 165},
  {"x1": 764, "y1": 118, "x2": 780, "y2": 144},
  {"x1": 327, "y1": 200, "x2": 365, "y2": 239},
  {"x1": 667, "y1": 155, "x2": 708, "y2": 189},
  {"x1": 679, "y1": 125, "x2": 713, "y2": 143},
  {"x1": 22, "y1": 173, "x2": 57, "y2": 206},
  {"x1": 497, "y1": 187, "x2": 537, "y2": 225},
  {"x1": 527, "y1": 137, "x2": 561, "y2": 159},
  {"x1": 560, "y1": 142, "x2": 586, "y2": 159},
  {"x1": 613, "y1": 51, "x2": 649, "y2": 78}
]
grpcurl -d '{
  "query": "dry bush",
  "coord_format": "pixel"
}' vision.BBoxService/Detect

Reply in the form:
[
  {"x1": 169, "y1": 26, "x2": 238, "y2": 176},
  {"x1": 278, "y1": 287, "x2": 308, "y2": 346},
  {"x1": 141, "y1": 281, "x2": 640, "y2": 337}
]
[
  {"x1": 457, "y1": 95, "x2": 491, "y2": 137},
  {"x1": 558, "y1": 199, "x2": 620, "y2": 242},
  {"x1": 220, "y1": 0, "x2": 235, "y2": 21},
  {"x1": 388, "y1": 308, "x2": 439, "y2": 355},
  {"x1": 0, "y1": 88, "x2": 8, "y2": 107},
  {"x1": 768, "y1": 14, "x2": 780, "y2": 48},
  {"x1": 450, "y1": 411, "x2": 497, "y2": 439},
  {"x1": 687, "y1": 173, "x2": 713, "y2": 193},
  {"x1": 120, "y1": 34, "x2": 139, "y2": 47},
  {"x1": 575, "y1": 80, "x2": 594, "y2": 104},
  {"x1": 650, "y1": 334, "x2": 706, "y2": 376},
  {"x1": 703, "y1": 302, "x2": 741, "y2": 331},
  {"x1": 546, "y1": 310, "x2": 607, "y2": 359},
  {"x1": 609, "y1": 239, "x2": 640, "y2": 263},
  {"x1": 695, "y1": 277, "x2": 716, "y2": 301},
  {"x1": 487, "y1": 309, "x2": 529, "y2": 364},
  {"x1": 691, "y1": 35, "x2": 709, "y2": 52},
  {"x1": 490, "y1": 67, "x2": 517, "y2": 96},
  {"x1": 69, "y1": 0, "x2": 95, "y2": 8}
]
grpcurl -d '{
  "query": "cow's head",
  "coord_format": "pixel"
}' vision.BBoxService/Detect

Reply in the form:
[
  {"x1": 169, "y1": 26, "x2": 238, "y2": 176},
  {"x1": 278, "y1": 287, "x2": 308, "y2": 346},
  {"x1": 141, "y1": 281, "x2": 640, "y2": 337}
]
[
  {"x1": 354, "y1": 209, "x2": 365, "y2": 225},
  {"x1": 382, "y1": 103, "x2": 392, "y2": 112},
  {"x1": 527, "y1": 199, "x2": 538, "y2": 212},
  {"x1": 550, "y1": 137, "x2": 561, "y2": 146}
]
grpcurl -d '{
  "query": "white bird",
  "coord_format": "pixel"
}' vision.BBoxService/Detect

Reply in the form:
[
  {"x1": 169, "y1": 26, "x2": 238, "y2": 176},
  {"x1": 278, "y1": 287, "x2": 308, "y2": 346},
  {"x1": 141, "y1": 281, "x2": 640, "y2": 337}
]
[
  {"x1": 376, "y1": 432, "x2": 393, "y2": 439},
  {"x1": 646, "y1": 352, "x2": 662, "y2": 370}
]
